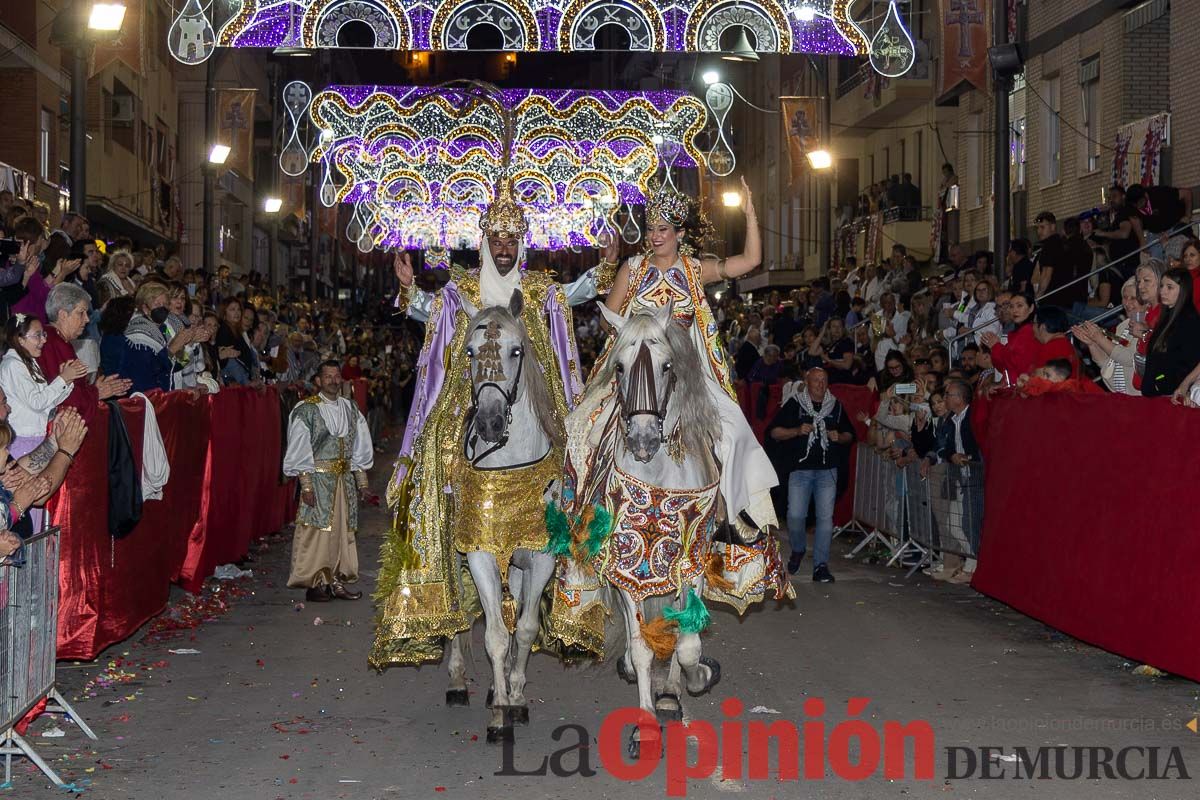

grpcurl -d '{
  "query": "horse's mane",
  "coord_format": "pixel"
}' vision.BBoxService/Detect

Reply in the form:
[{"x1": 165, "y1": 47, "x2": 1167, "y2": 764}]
[
  {"x1": 586, "y1": 312, "x2": 721, "y2": 459},
  {"x1": 466, "y1": 306, "x2": 564, "y2": 448}
]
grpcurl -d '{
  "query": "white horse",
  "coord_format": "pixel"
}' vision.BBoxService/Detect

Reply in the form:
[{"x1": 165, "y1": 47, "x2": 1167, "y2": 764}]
[
  {"x1": 588, "y1": 301, "x2": 727, "y2": 755},
  {"x1": 443, "y1": 290, "x2": 561, "y2": 744}
]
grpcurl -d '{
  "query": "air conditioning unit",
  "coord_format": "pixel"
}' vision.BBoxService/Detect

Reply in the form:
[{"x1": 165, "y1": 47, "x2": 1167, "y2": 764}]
[{"x1": 111, "y1": 95, "x2": 134, "y2": 124}]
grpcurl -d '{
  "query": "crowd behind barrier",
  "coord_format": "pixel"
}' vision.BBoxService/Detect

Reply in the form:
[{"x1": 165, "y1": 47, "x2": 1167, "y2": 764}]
[
  {"x1": 49, "y1": 386, "x2": 297, "y2": 661},
  {"x1": 837, "y1": 447, "x2": 984, "y2": 572}
]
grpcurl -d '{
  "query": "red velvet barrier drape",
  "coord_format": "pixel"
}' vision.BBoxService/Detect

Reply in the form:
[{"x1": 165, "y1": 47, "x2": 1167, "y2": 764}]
[
  {"x1": 352, "y1": 378, "x2": 368, "y2": 415},
  {"x1": 830, "y1": 384, "x2": 878, "y2": 526},
  {"x1": 54, "y1": 386, "x2": 296, "y2": 660},
  {"x1": 971, "y1": 394, "x2": 1200, "y2": 682},
  {"x1": 179, "y1": 387, "x2": 294, "y2": 593}
]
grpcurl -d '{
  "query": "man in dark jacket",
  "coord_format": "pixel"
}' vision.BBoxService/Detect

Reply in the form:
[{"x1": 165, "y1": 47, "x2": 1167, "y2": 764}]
[
  {"x1": 41, "y1": 212, "x2": 89, "y2": 275},
  {"x1": 768, "y1": 368, "x2": 856, "y2": 582}
]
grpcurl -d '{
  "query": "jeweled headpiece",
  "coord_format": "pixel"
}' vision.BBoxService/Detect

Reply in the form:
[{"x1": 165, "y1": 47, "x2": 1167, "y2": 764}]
[
  {"x1": 479, "y1": 178, "x2": 529, "y2": 239},
  {"x1": 645, "y1": 178, "x2": 690, "y2": 228}
]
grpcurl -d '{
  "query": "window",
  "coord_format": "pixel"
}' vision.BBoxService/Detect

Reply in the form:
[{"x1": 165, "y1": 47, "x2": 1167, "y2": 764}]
[
  {"x1": 1079, "y1": 57, "x2": 1100, "y2": 173},
  {"x1": 39, "y1": 108, "x2": 51, "y2": 181},
  {"x1": 1011, "y1": 118, "x2": 1027, "y2": 189},
  {"x1": 1042, "y1": 76, "x2": 1061, "y2": 185},
  {"x1": 110, "y1": 79, "x2": 135, "y2": 153},
  {"x1": 966, "y1": 112, "x2": 984, "y2": 207},
  {"x1": 1010, "y1": 80, "x2": 1027, "y2": 189}
]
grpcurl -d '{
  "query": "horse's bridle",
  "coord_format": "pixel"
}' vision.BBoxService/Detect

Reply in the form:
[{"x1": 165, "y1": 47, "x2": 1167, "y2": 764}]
[
  {"x1": 617, "y1": 342, "x2": 675, "y2": 442},
  {"x1": 464, "y1": 322, "x2": 526, "y2": 465}
]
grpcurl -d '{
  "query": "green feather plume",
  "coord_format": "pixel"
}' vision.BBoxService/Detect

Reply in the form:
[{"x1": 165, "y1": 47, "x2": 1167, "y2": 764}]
[
  {"x1": 583, "y1": 503, "x2": 613, "y2": 559},
  {"x1": 544, "y1": 503, "x2": 573, "y2": 558},
  {"x1": 662, "y1": 589, "x2": 711, "y2": 635}
]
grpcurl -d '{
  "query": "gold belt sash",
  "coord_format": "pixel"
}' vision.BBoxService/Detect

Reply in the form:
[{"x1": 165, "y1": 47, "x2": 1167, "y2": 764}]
[
  {"x1": 314, "y1": 457, "x2": 350, "y2": 475},
  {"x1": 314, "y1": 438, "x2": 350, "y2": 475}
]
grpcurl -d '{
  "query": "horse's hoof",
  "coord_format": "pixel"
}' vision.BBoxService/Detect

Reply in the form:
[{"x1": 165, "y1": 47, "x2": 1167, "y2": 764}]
[
  {"x1": 445, "y1": 689, "x2": 469, "y2": 707},
  {"x1": 509, "y1": 705, "x2": 529, "y2": 725},
  {"x1": 654, "y1": 692, "x2": 683, "y2": 724},
  {"x1": 616, "y1": 658, "x2": 636, "y2": 684},
  {"x1": 485, "y1": 688, "x2": 494, "y2": 708},
  {"x1": 486, "y1": 725, "x2": 514, "y2": 744},
  {"x1": 687, "y1": 656, "x2": 722, "y2": 697},
  {"x1": 627, "y1": 726, "x2": 663, "y2": 759}
]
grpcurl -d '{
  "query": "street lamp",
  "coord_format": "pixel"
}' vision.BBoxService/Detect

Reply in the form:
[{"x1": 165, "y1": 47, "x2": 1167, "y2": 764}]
[
  {"x1": 52, "y1": 2, "x2": 128, "y2": 216},
  {"x1": 806, "y1": 149, "x2": 833, "y2": 170},
  {"x1": 208, "y1": 144, "x2": 231, "y2": 164},
  {"x1": 702, "y1": 70, "x2": 721, "y2": 86},
  {"x1": 263, "y1": 197, "x2": 283, "y2": 213},
  {"x1": 722, "y1": 191, "x2": 742, "y2": 208},
  {"x1": 88, "y1": 3, "x2": 127, "y2": 31}
]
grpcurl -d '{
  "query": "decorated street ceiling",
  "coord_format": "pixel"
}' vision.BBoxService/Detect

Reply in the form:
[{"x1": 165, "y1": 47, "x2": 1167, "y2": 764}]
[
  {"x1": 171, "y1": 1, "x2": 872, "y2": 63},
  {"x1": 290, "y1": 85, "x2": 705, "y2": 250}
]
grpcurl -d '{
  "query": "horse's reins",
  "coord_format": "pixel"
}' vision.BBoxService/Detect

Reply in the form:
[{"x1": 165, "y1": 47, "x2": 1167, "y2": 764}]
[
  {"x1": 618, "y1": 342, "x2": 676, "y2": 442},
  {"x1": 465, "y1": 322, "x2": 526, "y2": 466}
]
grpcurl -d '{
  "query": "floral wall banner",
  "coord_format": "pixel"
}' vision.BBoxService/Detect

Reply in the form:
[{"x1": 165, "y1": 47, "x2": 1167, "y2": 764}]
[{"x1": 1111, "y1": 112, "x2": 1171, "y2": 189}]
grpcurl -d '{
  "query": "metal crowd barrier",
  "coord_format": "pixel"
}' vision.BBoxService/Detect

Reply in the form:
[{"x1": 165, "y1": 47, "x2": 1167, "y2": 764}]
[
  {"x1": 835, "y1": 448, "x2": 985, "y2": 578},
  {"x1": 906, "y1": 461, "x2": 985, "y2": 575},
  {"x1": 1, "y1": 528, "x2": 97, "y2": 786},
  {"x1": 838, "y1": 447, "x2": 908, "y2": 559}
]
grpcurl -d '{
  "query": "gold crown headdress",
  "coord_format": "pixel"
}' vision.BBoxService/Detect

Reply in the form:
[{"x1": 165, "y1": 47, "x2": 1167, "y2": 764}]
[
  {"x1": 644, "y1": 177, "x2": 690, "y2": 228},
  {"x1": 480, "y1": 178, "x2": 528, "y2": 239}
]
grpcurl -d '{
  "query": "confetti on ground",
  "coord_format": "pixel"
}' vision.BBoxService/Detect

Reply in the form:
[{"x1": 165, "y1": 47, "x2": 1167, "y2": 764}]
[{"x1": 142, "y1": 579, "x2": 254, "y2": 644}]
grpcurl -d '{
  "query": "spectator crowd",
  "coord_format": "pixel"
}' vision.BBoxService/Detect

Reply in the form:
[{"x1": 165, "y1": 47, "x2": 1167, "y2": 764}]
[
  {"x1": 695, "y1": 180, "x2": 1200, "y2": 587},
  {"x1": 0, "y1": 193, "x2": 421, "y2": 562}
]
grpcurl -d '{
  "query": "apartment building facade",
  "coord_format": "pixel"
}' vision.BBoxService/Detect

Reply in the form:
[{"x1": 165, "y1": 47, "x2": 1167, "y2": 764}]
[
  {"x1": 0, "y1": 1, "x2": 185, "y2": 246},
  {"x1": 955, "y1": 0, "x2": 1185, "y2": 253}
]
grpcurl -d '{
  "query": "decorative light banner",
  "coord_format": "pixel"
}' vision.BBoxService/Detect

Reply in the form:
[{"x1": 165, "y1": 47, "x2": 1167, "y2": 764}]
[
  {"x1": 171, "y1": 0, "x2": 869, "y2": 62},
  {"x1": 306, "y1": 86, "x2": 704, "y2": 250}
]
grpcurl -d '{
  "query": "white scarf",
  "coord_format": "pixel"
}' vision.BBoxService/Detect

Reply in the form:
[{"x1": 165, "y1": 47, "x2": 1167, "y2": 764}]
[
  {"x1": 479, "y1": 242, "x2": 526, "y2": 307},
  {"x1": 796, "y1": 387, "x2": 838, "y2": 465}
]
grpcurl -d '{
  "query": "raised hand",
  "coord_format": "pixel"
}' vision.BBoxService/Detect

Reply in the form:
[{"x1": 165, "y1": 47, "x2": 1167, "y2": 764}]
[
  {"x1": 393, "y1": 251, "x2": 414, "y2": 287},
  {"x1": 599, "y1": 231, "x2": 620, "y2": 265},
  {"x1": 739, "y1": 176, "x2": 756, "y2": 219},
  {"x1": 96, "y1": 374, "x2": 132, "y2": 400},
  {"x1": 52, "y1": 407, "x2": 88, "y2": 455},
  {"x1": 60, "y1": 359, "x2": 90, "y2": 382}
]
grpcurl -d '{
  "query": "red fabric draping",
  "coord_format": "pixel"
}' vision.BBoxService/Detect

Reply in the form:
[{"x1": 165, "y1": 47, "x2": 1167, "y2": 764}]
[
  {"x1": 352, "y1": 378, "x2": 368, "y2": 414},
  {"x1": 738, "y1": 382, "x2": 783, "y2": 442},
  {"x1": 972, "y1": 394, "x2": 1200, "y2": 682},
  {"x1": 53, "y1": 397, "x2": 163, "y2": 660},
  {"x1": 54, "y1": 387, "x2": 295, "y2": 660},
  {"x1": 37, "y1": 327, "x2": 101, "y2": 427},
  {"x1": 830, "y1": 384, "x2": 878, "y2": 526},
  {"x1": 180, "y1": 387, "x2": 295, "y2": 593}
]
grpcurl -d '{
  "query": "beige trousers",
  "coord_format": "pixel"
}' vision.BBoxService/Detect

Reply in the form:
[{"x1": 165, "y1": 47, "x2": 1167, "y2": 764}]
[{"x1": 288, "y1": 482, "x2": 359, "y2": 588}]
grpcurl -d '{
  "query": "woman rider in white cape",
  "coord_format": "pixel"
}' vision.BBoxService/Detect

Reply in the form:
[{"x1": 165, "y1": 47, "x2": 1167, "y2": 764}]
[{"x1": 550, "y1": 176, "x2": 791, "y2": 656}]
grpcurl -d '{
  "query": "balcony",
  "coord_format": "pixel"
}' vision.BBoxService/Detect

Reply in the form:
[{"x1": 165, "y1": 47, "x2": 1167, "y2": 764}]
[
  {"x1": 837, "y1": 207, "x2": 937, "y2": 265},
  {"x1": 831, "y1": 43, "x2": 934, "y2": 132}
]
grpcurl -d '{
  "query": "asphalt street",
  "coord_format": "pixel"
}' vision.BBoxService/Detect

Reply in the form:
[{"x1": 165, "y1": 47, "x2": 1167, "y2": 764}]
[{"x1": 9, "y1": 454, "x2": 1199, "y2": 800}]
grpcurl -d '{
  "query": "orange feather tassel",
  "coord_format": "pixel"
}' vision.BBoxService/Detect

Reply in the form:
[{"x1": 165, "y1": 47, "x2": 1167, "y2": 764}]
[
  {"x1": 639, "y1": 616, "x2": 678, "y2": 660},
  {"x1": 705, "y1": 552, "x2": 735, "y2": 592}
]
